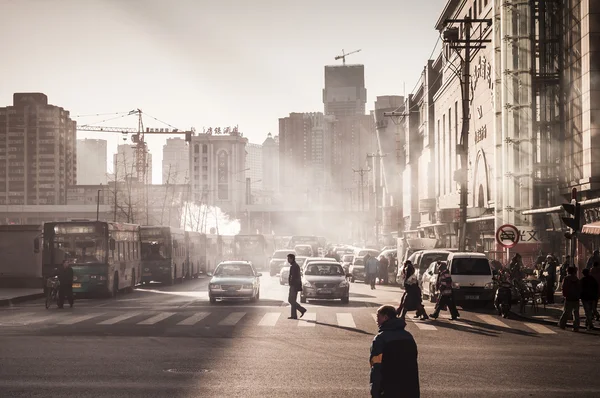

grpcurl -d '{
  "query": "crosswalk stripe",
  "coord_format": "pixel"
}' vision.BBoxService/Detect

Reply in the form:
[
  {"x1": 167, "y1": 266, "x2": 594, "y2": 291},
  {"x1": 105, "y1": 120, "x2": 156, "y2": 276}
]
[
  {"x1": 524, "y1": 322, "x2": 556, "y2": 334},
  {"x1": 336, "y1": 313, "x2": 356, "y2": 328},
  {"x1": 137, "y1": 312, "x2": 176, "y2": 325},
  {"x1": 58, "y1": 313, "x2": 104, "y2": 325},
  {"x1": 298, "y1": 312, "x2": 316, "y2": 327},
  {"x1": 477, "y1": 314, "x2": 511, "y2": 328},
  {"x1": 258, "y1": 312, "x2": 280, "y2": 326},
  {"x1": 177, "y1": 312, "x2": 210, "y2": 326},
  {"x1": 0, "y1": 312, "x2": 35, "y2": 324},
  {"x1": 218, "y1": 312, "x2": 245, "y2": 326},
  {"x1": 408, "y1": 317, "x2": 437, "y2": 331},
  {"x1": 451, "y1": 320, "x2": 474, "y2": 328},
  {"x1": 98, "y1": 312, "x2": 141, "y2": 325}
]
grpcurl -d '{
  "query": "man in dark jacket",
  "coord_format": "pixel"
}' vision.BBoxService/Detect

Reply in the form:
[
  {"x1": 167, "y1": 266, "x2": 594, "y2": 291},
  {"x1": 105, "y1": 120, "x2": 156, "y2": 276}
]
[
  {"x1": 56, "y1": 259, "x2": 74, "y2": 309},
  {"x1": 287, "y1": 253, "x2": 306, "y2": 319},
  {"x1": 581, "y1": 268, "x2": 599, "y2": 330},
  {"x1": 370, "y1": 305, "x2": 420, "y2": 398},
  {"x1": 544, "y1": 255, "x2": 557, "y2": 304},
  {"x1": 586, "y1": 250, "x2": 600, "y2": 270},
  {"x1": 559, "y1": 266, "x2": 581, "y2": 331}
]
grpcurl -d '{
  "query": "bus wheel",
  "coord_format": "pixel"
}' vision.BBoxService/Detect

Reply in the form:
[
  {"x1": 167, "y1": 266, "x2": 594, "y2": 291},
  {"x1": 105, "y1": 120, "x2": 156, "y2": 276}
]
[{"x1": 112, "y1": 272, "x2": 119, "y2": 299}]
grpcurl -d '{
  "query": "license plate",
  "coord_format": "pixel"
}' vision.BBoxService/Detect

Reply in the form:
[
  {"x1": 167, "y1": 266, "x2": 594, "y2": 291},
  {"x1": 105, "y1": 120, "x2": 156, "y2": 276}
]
[
  {"x1": 465, "y1": 295, "x2": 479, "y2": 300},
  {"x1": 318, "y1": 289, "x2": 333, "y2": 294},
  {"x1": 72, "y1": 283, "x2": 81, "y2": 288},
  {"x1": 228, "y1": 287, "x2": 238, "y2": 291}
]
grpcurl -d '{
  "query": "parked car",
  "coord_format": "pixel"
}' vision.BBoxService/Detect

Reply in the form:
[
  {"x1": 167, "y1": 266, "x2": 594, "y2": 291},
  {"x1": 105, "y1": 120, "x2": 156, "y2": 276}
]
[{"x1": 208, "y1": 261, "x2": 261, "y2": 304}]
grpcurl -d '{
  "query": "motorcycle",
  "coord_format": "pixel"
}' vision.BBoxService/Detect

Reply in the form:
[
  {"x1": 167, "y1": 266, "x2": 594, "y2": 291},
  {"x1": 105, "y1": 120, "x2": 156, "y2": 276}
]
[{"x1": 495, "y1": 280, "x2": 513, "y2": 318}]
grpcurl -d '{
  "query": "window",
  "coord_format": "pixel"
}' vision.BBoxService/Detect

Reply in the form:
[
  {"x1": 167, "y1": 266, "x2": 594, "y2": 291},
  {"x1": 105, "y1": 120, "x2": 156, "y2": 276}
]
[
  {"x1": 194, "y1": 144, "x2": 199, "y2": 153},
  {"x1": 451, "y1": 258, "x2": 491, "y2": 276},
  {"x1": 202, "y1": 144, "x2": 208, "y2": 153}
]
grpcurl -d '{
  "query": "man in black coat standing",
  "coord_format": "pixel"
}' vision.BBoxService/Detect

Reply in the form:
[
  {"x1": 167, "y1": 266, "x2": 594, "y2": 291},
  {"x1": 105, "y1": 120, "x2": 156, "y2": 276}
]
[
  {"x1": 56, "y1": 259, "x2": 74, "y2": 309},
  {"x1": 287, "y1": 253, "x2": 306, "y2": 319}
]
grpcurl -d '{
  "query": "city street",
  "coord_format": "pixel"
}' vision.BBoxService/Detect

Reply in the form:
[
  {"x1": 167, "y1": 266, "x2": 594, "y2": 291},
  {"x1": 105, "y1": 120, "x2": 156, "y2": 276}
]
[{"x1": 1, "y1": 275, "x2": 600, "y2": 398}]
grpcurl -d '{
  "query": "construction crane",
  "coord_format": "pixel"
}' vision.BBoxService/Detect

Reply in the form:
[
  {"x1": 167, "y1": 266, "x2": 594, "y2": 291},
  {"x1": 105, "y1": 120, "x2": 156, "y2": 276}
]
[
  {"x1": 76, "y1": 109, "x2": 195, "y2": 184},
  {"x1": 334, "y1": 49, "x2": 361, "y2": 66}
]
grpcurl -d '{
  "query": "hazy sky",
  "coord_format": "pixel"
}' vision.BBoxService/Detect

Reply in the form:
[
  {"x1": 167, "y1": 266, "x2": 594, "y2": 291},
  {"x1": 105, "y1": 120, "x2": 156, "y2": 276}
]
[{"x1": 1, "y1": 0, "x2": 446, "y2": 184}]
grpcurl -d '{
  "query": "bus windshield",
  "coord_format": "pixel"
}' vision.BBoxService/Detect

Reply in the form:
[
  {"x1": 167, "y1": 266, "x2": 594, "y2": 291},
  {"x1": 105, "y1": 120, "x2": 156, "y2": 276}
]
[
  {"x1": 234, "y1": 236, "x2": 265, "y2": 255},
  {"x1": 52, "y1": 232, "x2": 106, "y2": 264},
  {"x1": 141, "y1": 229, "x2": 170, "y2": 260}
]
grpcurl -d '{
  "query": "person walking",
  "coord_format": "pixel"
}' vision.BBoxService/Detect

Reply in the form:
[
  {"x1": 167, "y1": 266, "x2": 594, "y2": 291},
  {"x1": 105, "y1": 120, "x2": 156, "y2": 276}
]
[
  {"x1": 56, "y1": 259, "x2": 74, "y2": 309},
  {"x1": 429, "y1": 262, "x2": 460, "y2": 320},
  {"x1": 590, "y1": 262, "x2": 600, "y2": 321},
  {"x1": 544, "y1": 255, "x2": 557, "y2": 304},
  {"x1": 580, "y1": 268, "x2": 599, "y2": 331},
  {"x1": 398, "y1": 261, "x2": 428, "y2": 320},
  {"x1": 559, "y1": 266, "x2": 581, "y2": 332},
  {"x1": 586, "y1": 250, "x2": 600, "y2": 270},
  {"x1": 558, "y1": 256, "x2": 570, "y2": 291},
  {"x1": 365, "y1": 253, "x2": 379, "y2": 290},
  {"x1": 378, "y1": 255, "x2": 389, "y2": 285},
  {"x1": 287, "y1": 253, "x2": 306, "y2": 320},
  {"x1": 370, "y1": 305, "x2": 420, "y2": 398}
]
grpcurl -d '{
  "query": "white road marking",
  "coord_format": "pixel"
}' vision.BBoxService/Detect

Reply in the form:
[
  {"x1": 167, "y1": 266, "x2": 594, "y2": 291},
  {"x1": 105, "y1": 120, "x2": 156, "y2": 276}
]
[
  {"x1": 0, "y1": 312, "x2": 35, "y2": 324},
  {"x1": 258, "y1": 312, "x2": 281, "y2": 326},
  {"x1": 97, "y1": 312, "x2": 141, "y2": 325},
  {"x1": 137, "y1": 312, "x2": 176, "y2": 325},
  {"x1": 407, "y1": 317, "x2": 437, "y2": 331},
  {"x1": 218, "y1": 312, "x2": 245, "y2": 326},
  {"x1": 58, "y1": 314, "x2": 104, "y2": 325},
  {"x1": 177, "y1": 312, "x2": 210, "y2": 326},
  {"x1": 298, "y1": 312, "x2": 316, "y2": 327},
  {"x1": 336, "y1": 313, "x2": 356, "y2": 328},
  {"x1": 524, "y1": 322, "x2": 556, "y2": 334},
  {"x1": 477, "y1": 314, "x2": 511, "y2": 328}
]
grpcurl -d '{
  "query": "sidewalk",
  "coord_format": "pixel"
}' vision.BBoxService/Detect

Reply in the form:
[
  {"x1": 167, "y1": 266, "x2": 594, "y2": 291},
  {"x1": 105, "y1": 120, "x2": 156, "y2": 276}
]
[
  {"x1": 0, "y1": 288, "x2": 44, "y2": 306},
  {"x1": 510, "y1": 292, "x2": 600, "y2": 333}
]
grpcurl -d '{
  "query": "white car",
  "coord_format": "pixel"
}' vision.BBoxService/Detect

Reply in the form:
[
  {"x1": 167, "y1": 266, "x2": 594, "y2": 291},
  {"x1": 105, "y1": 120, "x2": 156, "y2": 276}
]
[
  {"x1": 280, "y1": 256, "x2": 307, "y2": 285},
  {"x1": 421, "y1": 261, "x2": 444, "y2": 302}
]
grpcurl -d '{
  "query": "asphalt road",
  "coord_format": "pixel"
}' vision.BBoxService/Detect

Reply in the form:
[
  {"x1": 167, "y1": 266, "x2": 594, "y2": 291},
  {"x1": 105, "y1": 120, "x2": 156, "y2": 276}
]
[{"x1": 1, "y1": 274, "x2": 599, "y2": 397}]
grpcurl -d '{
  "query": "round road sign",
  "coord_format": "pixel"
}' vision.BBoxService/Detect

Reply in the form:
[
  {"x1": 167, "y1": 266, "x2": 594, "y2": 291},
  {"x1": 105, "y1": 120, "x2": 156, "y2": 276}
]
[{"x1": 496, "y1": 224, "x2": 520, "y2": 248}]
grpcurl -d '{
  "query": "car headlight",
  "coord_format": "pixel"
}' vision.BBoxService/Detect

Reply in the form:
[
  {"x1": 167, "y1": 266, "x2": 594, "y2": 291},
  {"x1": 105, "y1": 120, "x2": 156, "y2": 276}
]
[
  {"x1": 339, "y1": 280, "x2": 349, "y2": 288},
  {"x1": 484, "y1": 282, "x2": 494, "y2": 289},
  {"x1": 452, "y1": 282, "x2": 460, "y2": 289},
  {"x1": 303, "y1": 281, "x2": 313, "y2": 288},
  {"x1": 242, "y1": 284, "x2": 253, "y2": 289},
  {"x1": 209, "y1": 284, "x2": 221, "y2": 290}
]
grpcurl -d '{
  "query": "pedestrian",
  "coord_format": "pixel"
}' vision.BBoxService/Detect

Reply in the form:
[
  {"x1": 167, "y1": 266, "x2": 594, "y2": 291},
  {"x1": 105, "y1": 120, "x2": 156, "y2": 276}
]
[
  {"x1": 55, "y1": 259, "x2": 74, "y2": 309},
  {"x1": 370, "y1": 305, "x2": 420, "y2": 398},
  {"x1": 325, "y1": 248, "x2": 341, "y2": 262},
  {"x1": 544, "y1": 255, "x2": 557, "y2": 304},
  {"x1": 591, "y1": 262, "x2": 600, "y2": 321},
  {"x1": 287, "y1": 253, "x2": 306, "y2": 320},
  {"x1": 378, "y1": 255, "x2": 389, "y2": 285},
  {"x1": 365, "y1": 253, "x2": 379, "y2": 290},
  {"x1": 580, "y1": 268, "x2": 599, "y2": 331},
  {"x1": 429, "y1": 261, "x2": 460, "y2": 320},
  {"x1": 558, "y1": 256, "x2": 570, "y2": 291},
  {"x1": 559, "y1": 266, "x2": 581, "y2": 331},
  {"x1": 398, "y1": 261, "x2": 429, "y2": 320},
  {"x1": 586, "y1": 249, "x2": 600, "y2": 270}
]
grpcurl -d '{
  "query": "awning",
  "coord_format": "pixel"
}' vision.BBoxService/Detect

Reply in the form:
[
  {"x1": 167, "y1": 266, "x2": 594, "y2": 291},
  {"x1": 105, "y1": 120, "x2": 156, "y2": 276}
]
[
  {"x1": 582, "y1": 221, "x2": 600, "y2": 235},
  {"x1": 466, "y1": 215, "x2": 495, "y2": 223}
]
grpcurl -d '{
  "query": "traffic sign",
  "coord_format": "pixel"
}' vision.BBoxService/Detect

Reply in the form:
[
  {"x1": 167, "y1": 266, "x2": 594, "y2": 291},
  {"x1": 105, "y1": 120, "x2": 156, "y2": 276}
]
[{"x1": 496, "y1": 224, "x2": 520, "y2": 248}]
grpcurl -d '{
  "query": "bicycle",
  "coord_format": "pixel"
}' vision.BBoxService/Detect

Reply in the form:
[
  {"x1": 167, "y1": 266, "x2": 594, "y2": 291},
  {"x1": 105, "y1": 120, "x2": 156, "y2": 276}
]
[{"x1": 45, "y1": 276, "x2": 60, "y2": 309}]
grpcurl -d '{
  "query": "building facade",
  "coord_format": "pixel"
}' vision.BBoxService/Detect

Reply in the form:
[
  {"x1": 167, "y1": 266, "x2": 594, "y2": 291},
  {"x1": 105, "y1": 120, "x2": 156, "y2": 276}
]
[
  {"x1": 245, "y1": 142, "x2": 263, "y2": 191},
  {"x1": 113, "y1": 144, "x2": 152, "y2": 184},
  {"x1": 189, "y1": 129, "x2": 247, "y2": 217},
  {"x1": 162, "y1": 137, "x2": 189, "y2": 185},
  {"x1": 76, "y1": 139, "x2": 107, "y2": 185},
  {"x1": 0, "y1": 93, "x2": 76, "y2": 206},
  {"x1": 262, "y1": 133, "x2": 279, "y2": 194},
  {"x1": 323, "y1": 65, "x2": 367, "y2": 118}
]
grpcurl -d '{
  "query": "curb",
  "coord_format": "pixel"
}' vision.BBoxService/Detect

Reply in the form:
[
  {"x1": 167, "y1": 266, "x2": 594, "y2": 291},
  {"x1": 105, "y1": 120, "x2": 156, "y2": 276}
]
[{"x1": 0, "y1": 292, "x2": 45, "y2": 307}]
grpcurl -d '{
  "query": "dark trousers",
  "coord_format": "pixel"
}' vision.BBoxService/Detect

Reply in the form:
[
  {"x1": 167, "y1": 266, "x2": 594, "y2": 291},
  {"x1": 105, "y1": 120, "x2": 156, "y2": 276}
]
[
  {"x1": 432, "y1": 293, "x2": 460, "y2": 319},
  {"x1": 582, "y1": 300, "x2": 595, "y2": 328},
  {"x1": 58, "y1": 285, "x2": 74, "y2": 308},
  {"x1": 368, "y1": 274, "x2": 376, "y2": 289},
  {"x1": 546, "y1": 278, "x2": 555, "y2": 304},
  {"x1": 288, "y1": 287, "x2": 305, "y2": 319},
  {"x1": 559, "y1": 300, "x2": 580, "y2": 329}
]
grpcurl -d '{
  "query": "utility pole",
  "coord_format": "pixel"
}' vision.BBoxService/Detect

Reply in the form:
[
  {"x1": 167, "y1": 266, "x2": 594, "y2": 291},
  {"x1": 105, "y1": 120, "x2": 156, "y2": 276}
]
[
  {"x1": 353, "y1": 167, "x2": 371, "y2": 245},
  {"x1": 367, "y1": 151, "x2": 387, "y2": 246},
  {"x1": 442, "y1": 16, "x2": 492, "y2": 252}
]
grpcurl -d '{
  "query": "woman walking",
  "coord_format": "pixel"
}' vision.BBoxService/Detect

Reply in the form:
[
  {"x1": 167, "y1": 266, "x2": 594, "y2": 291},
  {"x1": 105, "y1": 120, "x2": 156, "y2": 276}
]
[{"x1": 398, "y1": 261, "x2": 429, "y2": 320}]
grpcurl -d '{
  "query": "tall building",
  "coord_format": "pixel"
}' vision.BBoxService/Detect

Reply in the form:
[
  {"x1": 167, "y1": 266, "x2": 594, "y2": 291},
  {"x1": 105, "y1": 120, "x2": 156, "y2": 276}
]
[
  {"x1": 113, "y1": 144, "x2": 152, "y2": 183},
  {"x1": 162, "y1": 138, "x2": 189, "y2": 184},
  {"x1": 262, "y1": 133, "x2": 279, "y2": 193},
  {"x1": 188, "y1": 128, "x2": 247, "y2": 214},
  {"x1": 245, "y1": 143, "x2": 263, "y2": 191},
  {"x1": 0, "y1": 93, "x2": 76, "y2": 205},
  {"x1": 77, "y1": 139, "x2": 107, "y2": 185},
  {"x1": 278, "y1": 112, "x2": 335, "y2": 205},
  {"x1": 323, "y1": 65, "x2": 367, "y2": 118}
]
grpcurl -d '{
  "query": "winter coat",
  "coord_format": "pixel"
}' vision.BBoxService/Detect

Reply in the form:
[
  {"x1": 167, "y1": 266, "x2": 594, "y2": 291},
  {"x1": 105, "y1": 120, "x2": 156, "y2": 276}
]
[
  {"x1": 581, "y1": 275, "x2": 599, "y2": 301},
  {"x1": 370, "y1": 317, "x2": 420, "y2": 398},
  {"x1": 562, "y1": 275, "x2": 581, "y2": 301},
  {"x1": 288, "y1": 262, "x2": 302, "y2": 291}
]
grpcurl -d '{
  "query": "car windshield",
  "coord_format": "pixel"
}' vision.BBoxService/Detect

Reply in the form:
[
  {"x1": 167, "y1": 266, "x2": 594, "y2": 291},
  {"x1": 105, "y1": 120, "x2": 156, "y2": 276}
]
[
  {"x1": 451, "y1": 258, "x2": 491, "y2": 275},
  {"x1": 273, "y1": 251, "x2": 291, "y2": 259},
  {"x1": 420, "y1": 253, "x2": 450, "y2": 272},
  {"x1": 342, "y1": 255, "x2": 353, "y2": 262},
  {"x1": 214, "y1": 264, "x2": 255, "y2": 277},
  {"x1": 305, "y1": 264, "x2": 344, "y2": 276},
  {"x1": 295, "y1": 246, "x2": 312, "y2": 256}
]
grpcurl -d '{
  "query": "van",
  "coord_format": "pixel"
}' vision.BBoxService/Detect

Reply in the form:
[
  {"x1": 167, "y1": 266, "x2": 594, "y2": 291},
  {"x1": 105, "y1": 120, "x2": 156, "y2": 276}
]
[
  {"x1": 446, "y1": 252, "x2": 494, "y2": 305},
  {"x1": 396, "y1": 249, "x2": 454, "y2": 286}
]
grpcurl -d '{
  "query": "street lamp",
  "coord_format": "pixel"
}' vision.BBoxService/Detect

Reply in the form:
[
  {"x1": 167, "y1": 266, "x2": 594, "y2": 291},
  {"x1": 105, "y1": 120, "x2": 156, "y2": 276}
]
[{"x1": 96, "y1": 184, "x2": 103, "y2": 221}]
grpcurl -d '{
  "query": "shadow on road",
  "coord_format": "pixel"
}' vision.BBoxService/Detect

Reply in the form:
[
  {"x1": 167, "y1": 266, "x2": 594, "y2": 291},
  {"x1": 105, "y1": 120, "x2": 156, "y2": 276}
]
[
  {"x1": 302, "y1": 299, "x2": 383, "y2": 308},
  {"x1": 425, "y1": 318, "x2": 500, "y2": 337},
  {"x1": 298, "y1": 319, "x2": 373, "y2": 335}
]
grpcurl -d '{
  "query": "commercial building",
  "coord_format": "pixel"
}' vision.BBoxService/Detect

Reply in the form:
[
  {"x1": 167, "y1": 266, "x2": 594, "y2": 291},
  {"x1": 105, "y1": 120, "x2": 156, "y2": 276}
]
[
  {"x1": 113, "y1": 144, "x2": 152, "y2": 184},
  {"x1": 245, "y1": 142, "x2": 263, "y2": 192},
  {"x1": 76, "y1": 139, "x2": 107, "y2": 185},
  {"x1": 262, "y1": 133, "x2": 279, "y2": 193},
  {"x1": 188, "y1": 128, "x2": 247, "y2": 216},
  {"x1": 0, "y1": 93, "x2": 76, "y2": 205},
  {"x1": 162, "y1": 137, "x2": 189, "y2": 184},
  {"x1": 323, "y1": 65, "x2": 367, "y2": 118}
]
